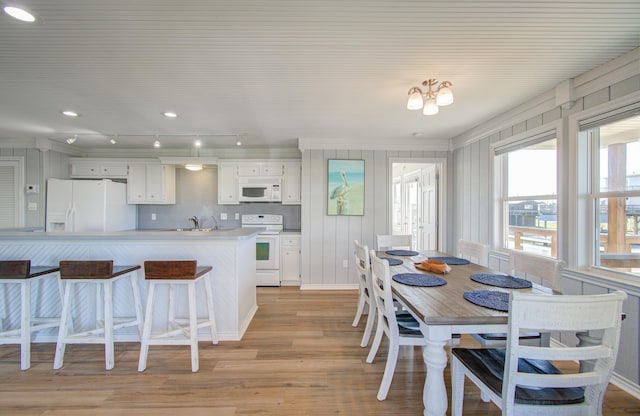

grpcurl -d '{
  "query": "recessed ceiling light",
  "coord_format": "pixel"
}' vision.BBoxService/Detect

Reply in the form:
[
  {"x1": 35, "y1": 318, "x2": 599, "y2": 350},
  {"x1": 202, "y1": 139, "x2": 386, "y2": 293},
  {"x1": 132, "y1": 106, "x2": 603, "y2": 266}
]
[
  {"x1": 236, "y1": 140, "x2": 242, "y2": 147},
  {"x1": 163, "y1": 111, "x2": 178, "y2": 118},
  {"x1": 3, "y1": 6, "x2": 36, "y2": 22},
  {"x1": 194, "y1": 140, "x2": 202, "y2": 147},
  {"x1": 62, "y1": 110, "x2": 79, "y2": 117}
]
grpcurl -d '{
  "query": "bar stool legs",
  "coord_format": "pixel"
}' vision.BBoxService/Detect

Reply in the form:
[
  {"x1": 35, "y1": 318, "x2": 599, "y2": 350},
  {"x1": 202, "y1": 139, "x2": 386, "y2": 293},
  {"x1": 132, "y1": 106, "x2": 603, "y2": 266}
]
[
  {"x1": 0, "y1": 261, "x2": 61, "y2": 370},
  {"x1": 54, "y1": 261, "x2": 142, "y2": 370},
  {"x1": 138, "y1": 261, "x2": 217, "y2": 373}
]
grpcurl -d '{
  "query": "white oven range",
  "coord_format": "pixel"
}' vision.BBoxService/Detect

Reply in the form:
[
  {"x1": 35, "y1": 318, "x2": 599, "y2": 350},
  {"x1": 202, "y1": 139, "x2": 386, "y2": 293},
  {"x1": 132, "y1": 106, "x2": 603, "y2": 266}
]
[{"x1": 241, "y1": 214, "x2": 283, "y2": 286}]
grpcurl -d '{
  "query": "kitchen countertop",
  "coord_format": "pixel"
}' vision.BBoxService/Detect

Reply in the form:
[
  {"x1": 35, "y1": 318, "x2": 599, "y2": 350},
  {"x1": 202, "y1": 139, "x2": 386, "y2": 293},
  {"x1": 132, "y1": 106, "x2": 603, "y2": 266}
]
[{"x1": 0, "y1": 228, "x2": 263, "y2": 240}]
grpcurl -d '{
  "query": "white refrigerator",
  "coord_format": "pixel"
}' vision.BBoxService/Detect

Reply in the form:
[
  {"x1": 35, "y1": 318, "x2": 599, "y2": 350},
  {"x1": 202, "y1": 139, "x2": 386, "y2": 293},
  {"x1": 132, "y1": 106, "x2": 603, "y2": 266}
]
[{"x1": 46, "y1": 179, "x2": 137, "y2": 232}]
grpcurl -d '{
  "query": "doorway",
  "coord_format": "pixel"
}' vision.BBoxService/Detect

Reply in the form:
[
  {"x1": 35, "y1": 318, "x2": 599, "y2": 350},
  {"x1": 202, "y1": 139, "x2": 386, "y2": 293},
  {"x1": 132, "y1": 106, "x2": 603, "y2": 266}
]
[{"x1": 391, "y1": 161, "x2": 442, "y2": 251}]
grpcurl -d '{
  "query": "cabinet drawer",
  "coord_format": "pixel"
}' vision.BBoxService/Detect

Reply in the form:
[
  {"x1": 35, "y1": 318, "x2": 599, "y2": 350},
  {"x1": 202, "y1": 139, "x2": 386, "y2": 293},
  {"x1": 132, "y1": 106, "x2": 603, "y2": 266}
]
[{"x1": 280, "y1": 235, "x2": 301, "y2": 247}]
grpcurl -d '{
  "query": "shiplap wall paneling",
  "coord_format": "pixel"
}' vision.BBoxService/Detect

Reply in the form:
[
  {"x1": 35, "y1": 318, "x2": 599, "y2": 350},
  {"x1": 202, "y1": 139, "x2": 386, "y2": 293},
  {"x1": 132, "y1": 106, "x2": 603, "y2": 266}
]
[{"x1": 453, "y1": 148, "x2": 464, "y2": 253}]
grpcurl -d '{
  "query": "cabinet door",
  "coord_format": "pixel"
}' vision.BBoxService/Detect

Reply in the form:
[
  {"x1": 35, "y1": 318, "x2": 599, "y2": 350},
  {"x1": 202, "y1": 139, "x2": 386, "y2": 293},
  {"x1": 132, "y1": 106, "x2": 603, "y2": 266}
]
[
  {"x1": 218, "y1": 164, "x2": 239, "y2": 204},
  {"x1": 145, "y1": 164, "x2": 167, "y2": 202},
  {"x1": 100, "y1": 163, "x2": 128, "y2": 178},
  {"x1": 281, "y1": 248, "x2": 300, "y2": 282},
  {"x1": 261, "y1": 163, "x2": 284, "y2": 176},
  {"x1": 283, "y1": 162, "x2": 301, "y2": 205},
  {"x1": 237, "y1": 163, "x2": 260, "y2": 176},
  {"x1": 127, "y1": 164, "x2": 147, "y2": 203},
  {"x1": 71, "y1": 162, "x2": 100, "y2": 177}
]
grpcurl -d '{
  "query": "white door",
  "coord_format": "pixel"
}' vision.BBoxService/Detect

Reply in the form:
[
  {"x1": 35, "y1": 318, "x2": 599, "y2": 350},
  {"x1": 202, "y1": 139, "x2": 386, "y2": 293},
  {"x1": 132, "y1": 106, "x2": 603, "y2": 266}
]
[{"x1": 421, "y1": 165, "x2": 437, "y2": 250}]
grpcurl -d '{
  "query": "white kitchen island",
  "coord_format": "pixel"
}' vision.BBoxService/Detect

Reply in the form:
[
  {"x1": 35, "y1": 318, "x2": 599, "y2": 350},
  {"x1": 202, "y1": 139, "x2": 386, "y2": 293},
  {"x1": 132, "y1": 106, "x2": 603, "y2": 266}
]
[{"x1": 0, "y1": 228, "x2": 260, "y2": 342}]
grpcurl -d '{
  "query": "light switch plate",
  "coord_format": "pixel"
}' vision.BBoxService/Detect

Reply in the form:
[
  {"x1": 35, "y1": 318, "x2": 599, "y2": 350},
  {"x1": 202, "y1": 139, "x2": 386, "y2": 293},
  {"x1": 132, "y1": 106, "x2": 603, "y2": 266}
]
[{"x1": 28, "y1": 202, "x2": 37, "y2": 211}]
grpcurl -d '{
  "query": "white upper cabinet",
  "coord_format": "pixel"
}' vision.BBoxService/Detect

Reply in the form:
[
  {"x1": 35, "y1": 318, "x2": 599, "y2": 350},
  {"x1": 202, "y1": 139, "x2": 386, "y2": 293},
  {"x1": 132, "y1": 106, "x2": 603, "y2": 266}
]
[
  {"x1": 236, "y1": 162, "x2": 284, "y2": 177},
  {"x1": 127, "y1": 163, "x2": 176, "y2": 204},
  {"x1": 282, "y1": 162, "x2": 301, "y2": 205},
  {"x1": 70, "y1": 158, "x2": 128, "y2": 179},
  {"x1": 218, "y1": 163, "x2": 239, "y2": 205}
]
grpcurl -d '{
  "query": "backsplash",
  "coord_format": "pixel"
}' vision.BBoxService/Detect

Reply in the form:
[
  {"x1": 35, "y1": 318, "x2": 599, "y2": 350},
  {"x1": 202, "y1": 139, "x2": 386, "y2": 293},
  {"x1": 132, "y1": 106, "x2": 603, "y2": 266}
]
[{"x1": 136, "y1": 167, "x2": 301, "y2": 230}]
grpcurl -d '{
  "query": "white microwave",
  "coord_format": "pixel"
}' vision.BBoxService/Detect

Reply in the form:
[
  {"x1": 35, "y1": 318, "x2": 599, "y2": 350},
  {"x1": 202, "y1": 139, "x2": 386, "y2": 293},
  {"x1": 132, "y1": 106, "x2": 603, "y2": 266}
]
[{"x1": 238, "y1": 177, "x2": 282, "y2": 202}]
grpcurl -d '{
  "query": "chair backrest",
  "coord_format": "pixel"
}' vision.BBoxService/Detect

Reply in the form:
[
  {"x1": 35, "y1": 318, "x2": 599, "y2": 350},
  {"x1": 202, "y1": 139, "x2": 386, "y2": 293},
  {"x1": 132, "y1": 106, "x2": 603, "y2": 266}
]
[
  {"x1": 502, "y1": 291, "x2": 626, "y2": 414},
  {"x1": 509, "y1": 251, "x2": 562, "y2": 290},
  {"x1": 369, "y1": 250, "x2": 399, "y2": 339},
  {"x1": 457, "y1": 239, "x2": 490, "y2": 267},
  {"x1": 354, "y1": 240, "x2": 372, "y2": 297},
  {"x1": 376, "y1": 234, "x2": 412, "y2": 251}
]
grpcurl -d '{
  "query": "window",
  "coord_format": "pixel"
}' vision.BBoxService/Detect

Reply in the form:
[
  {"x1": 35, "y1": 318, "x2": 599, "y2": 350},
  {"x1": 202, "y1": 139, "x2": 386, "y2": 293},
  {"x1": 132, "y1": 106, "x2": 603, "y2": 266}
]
[
  {"x1": 498, "y1": 138, "x2": 557, "y2": 257},
  {"x1": 581, "y1": 114, "x2": 640, "y2": 276}
]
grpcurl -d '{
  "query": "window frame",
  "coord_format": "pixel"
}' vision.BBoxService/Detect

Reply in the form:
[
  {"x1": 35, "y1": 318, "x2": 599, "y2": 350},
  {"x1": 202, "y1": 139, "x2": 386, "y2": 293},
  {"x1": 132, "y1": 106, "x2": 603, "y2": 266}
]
[
  {"x1": 569, "y1": 91, "x2": 640, "y2": 279},
  {"x1": 492, "y1": 122, "x2": 562, "y2": 258}
]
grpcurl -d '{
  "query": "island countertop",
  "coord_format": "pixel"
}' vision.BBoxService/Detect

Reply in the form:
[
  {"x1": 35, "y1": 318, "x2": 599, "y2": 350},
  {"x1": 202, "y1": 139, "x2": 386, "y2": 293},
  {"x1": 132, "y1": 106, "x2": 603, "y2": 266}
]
[{"x1": 0, "y1": 228, "x2": 263, "y2": 240}]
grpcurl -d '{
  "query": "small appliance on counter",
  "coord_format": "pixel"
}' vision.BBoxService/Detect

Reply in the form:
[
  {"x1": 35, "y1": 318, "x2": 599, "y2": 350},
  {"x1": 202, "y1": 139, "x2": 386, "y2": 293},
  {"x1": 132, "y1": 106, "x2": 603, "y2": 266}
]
[{"x1": 241, "y1": 214, "x2": 283, "y2": 286}]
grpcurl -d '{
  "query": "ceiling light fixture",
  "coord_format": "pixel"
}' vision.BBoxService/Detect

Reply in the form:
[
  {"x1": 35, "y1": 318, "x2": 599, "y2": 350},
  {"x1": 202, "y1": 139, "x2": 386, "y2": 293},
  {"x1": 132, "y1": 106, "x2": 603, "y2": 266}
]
[
  {"x1": 153, "y1": 140, "x2": 160, "y2": 148},
  {"x1": 163, "y1": 111, "x2": 177, "y2": 118},
  {"x1": 407, "y1": 78, "x2": 453, "y2": 115},
  {"x1": 184, "y1": 163, "x2": 203, "y2": 171},
  {"x1": 3, "y1": 6, "x2": 35, "y2": 22},
  {"x1": 194, "y1": 139, "x2": 202, "y2": 147},
  {"x1": 66, "y1": 134, "x2": 77, "y2": 144},
  {"x1": 110, "y1": 136, "x2": 117, "y2": 145},
  {"x1": 62, "y1": 110, "x2": 79, "y2": 117}
]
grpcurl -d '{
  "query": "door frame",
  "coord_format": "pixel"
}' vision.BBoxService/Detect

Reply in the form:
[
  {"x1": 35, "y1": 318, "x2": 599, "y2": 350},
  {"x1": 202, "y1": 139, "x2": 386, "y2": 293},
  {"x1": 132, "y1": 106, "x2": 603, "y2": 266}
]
[{"x1": 389, "y1": 157, "x2": 447, "y2": 251}]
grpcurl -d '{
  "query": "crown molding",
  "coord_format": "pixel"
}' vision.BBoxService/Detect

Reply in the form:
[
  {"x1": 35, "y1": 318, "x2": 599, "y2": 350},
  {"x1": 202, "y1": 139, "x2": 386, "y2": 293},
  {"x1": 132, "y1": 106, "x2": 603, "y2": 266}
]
[{"x1": 298, "y1": 137, "x2": 450, "y2": 152}]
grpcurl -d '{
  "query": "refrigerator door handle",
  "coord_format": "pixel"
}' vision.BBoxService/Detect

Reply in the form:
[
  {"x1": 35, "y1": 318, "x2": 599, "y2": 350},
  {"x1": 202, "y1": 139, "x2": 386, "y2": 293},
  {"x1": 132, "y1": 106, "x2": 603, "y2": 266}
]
[{"x1": 66, "y1": 203, "x2": 75, "y2": 232}]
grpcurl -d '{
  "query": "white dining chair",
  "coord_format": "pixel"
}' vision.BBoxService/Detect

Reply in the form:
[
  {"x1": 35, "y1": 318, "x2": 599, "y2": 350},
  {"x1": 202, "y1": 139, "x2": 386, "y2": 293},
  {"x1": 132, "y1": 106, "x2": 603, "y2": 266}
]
[
  {"x1": 351, "y1": 240, "x2": 376, "y2": 347},
  {"x1": 366, "y1": 250, "x2": 426, "y2": 401},
  {"x1": 457, "y1": 239, "x2": 490, "y2": 267},
  {"x1": 472, "y1": 251, "x2": 563, "y2": 347},
  {"x1": 376, "y1": 234, "x2": 412, "y2": 251},
  {"x1": 451, "y1": 290, "x2": 627, "y2": 416}
]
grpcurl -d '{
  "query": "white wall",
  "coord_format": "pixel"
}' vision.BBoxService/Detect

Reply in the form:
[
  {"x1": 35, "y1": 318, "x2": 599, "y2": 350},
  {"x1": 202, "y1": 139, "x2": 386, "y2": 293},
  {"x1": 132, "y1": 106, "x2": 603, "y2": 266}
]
[{"x1": 299, "y1": 147, "x2": 449, "y2": 289}]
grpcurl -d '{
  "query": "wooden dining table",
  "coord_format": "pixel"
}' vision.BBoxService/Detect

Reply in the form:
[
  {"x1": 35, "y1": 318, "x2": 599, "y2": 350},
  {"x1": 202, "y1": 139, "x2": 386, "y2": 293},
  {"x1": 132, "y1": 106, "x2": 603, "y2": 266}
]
[{"x1": 382, "y1": 250, "x2": 551, "y2": 416}]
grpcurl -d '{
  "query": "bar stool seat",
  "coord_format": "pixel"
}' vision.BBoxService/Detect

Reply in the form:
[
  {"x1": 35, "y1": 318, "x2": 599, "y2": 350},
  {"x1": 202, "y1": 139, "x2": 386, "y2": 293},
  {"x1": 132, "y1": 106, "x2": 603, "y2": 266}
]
[
  {"x1": 54, "y1": 260, "x2": 143, "y2": 370},
  {"x1": 138, "y1": 260, "x2": 218, "y2": 373},
  {"x1": 0, "y1": 260, "x2": 62, "y2": 370}
]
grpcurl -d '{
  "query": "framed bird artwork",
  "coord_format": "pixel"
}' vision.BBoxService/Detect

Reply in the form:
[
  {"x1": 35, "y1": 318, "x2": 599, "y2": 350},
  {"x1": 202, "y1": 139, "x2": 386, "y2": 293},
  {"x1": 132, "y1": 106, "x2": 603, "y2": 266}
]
[{"x1": 327, "y1": 159, "x2": 364, "y2": 216}]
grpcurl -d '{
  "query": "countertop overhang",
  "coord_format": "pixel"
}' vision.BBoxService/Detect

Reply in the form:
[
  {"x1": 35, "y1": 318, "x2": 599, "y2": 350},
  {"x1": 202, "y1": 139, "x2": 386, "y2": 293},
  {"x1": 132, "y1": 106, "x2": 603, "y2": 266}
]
[{"x1": 0, "y1": 228, "x2": 263, "y2": 241}]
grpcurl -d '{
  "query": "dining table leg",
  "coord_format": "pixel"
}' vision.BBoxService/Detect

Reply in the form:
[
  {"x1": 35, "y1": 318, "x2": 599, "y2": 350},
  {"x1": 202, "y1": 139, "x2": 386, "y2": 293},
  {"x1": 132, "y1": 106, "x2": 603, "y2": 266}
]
[{"x1": 420, "y1": 323, "x2": 451, "y2": 416}]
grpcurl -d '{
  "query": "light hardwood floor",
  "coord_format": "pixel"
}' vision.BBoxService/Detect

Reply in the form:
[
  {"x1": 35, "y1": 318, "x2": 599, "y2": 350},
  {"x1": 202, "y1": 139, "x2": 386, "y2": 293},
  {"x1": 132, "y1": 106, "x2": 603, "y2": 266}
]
[{"x1": 0, "y1": 287, "x2": 639, "y2": 415}]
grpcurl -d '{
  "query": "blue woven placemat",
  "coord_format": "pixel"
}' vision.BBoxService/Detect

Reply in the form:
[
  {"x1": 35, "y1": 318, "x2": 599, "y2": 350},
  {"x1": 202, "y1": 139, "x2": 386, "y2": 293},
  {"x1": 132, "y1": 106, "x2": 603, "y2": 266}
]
[
  {"x1": 385, "y1": 249, "x2": 419, "y2": 256},
  {"x1": 428, "y1": 256, "x2": 470, "y2": 265},
  {"x1": 463, "y1": 290, "x2": 509, "y2": 312},
  {"x1": 470, "y1": 273, "x2": 532, "y2": 289},
  {"x1": 380, "y1": 257, "x2": 403, "y2": 266},
  {"x1": 392, "y1": 273, "x2": 447, "y2": 287}
]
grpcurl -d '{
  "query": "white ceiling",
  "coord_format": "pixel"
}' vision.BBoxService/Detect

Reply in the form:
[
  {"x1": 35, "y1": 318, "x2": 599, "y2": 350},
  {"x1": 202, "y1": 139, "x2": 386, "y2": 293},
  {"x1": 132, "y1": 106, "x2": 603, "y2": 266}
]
[{"x1": 0, "y1": 1, "x2": 638, "y2": 151}]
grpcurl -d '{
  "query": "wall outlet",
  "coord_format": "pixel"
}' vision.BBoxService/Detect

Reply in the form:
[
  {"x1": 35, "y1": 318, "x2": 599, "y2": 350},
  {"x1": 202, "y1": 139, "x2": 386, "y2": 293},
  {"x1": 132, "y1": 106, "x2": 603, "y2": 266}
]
[
  {"x1": 220, "y1": 213, "x2": 228, "y2": 220},
  {"x1": 342, "y1": 259, "x2": 348, "y2": 268},
  {"x1": 151, "y1": 213, "x2": 156, "y2": 221},
  {"x1": 235, "y1": 213, "x2": 240, "y2": 220}
]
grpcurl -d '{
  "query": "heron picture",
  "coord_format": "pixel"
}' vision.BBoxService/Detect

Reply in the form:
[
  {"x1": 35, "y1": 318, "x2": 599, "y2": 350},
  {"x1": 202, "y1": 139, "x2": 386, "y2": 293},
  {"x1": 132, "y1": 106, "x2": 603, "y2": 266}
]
[{"x1": 328, "y1": 159, "x2": 364, "y2": 216}]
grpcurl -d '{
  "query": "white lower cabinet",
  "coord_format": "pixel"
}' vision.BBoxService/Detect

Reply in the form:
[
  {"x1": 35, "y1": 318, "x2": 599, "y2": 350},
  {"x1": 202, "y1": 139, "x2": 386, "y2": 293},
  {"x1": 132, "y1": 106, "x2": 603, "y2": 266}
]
[{"x1": 280, "y1": 233, "x2": 301, "y2": 286}]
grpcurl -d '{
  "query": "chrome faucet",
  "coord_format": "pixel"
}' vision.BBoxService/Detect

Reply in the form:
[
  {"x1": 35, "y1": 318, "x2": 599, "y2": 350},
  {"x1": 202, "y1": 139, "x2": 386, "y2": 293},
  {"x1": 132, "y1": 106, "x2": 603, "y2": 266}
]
[
  {"x1": 189, "y1": 216, "x2": 199, "y2": 229},
  {"x1": 211, "y1": 216, "x2": 219, "y2": 230}
]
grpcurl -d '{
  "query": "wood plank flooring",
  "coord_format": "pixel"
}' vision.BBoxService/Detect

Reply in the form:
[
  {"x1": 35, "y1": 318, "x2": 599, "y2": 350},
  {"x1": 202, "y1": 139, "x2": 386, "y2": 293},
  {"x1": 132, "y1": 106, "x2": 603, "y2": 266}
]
[{"x1": 1, "y1": 287, "x2": 639, "y2": 415}]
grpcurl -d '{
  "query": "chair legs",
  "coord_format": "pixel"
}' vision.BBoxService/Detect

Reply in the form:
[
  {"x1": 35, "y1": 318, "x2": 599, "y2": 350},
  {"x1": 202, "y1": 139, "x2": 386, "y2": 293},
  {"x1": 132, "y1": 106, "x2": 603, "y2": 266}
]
[
  {"x1": 376, "y1": 338, "x2": 400, "y2": 401},
  {"x1": 451, "y1": 355, "x2": 465, "y2": 416},
  {"x1": 359, "y1": 299, "x2": 376, "y2": 347}
]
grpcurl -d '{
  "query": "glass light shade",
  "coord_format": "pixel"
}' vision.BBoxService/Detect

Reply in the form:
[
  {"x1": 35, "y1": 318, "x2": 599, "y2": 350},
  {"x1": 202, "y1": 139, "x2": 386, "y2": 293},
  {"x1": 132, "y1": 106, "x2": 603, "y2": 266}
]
[
  {"x1": 185, "y1": 164, "x2": 203, "y2": 171},
  {"x1": 4, "y1": 6, "x2": 35, "y2": 22},
  {"x1": 406, "y1": 88, "x2": 424, "y2": 110},
  {"x1": 422, "y1": 97, "x2": 439, "y2": 115},
  {"x1": 436, "y1": 86, "x2": 453, "y2": 106}
]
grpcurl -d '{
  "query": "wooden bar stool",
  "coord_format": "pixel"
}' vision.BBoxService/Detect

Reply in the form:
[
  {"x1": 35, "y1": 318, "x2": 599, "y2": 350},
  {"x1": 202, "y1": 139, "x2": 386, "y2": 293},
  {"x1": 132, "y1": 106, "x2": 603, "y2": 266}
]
[
  {"x1": 138, "y1": 260, "x2": 218, "y2": 373},
  {"x1": 0, "y1": 260, "x2": 62, "y2": 370},
  {"x1": 54, "y1": 260, "x2": 143, "y2": 370}
]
